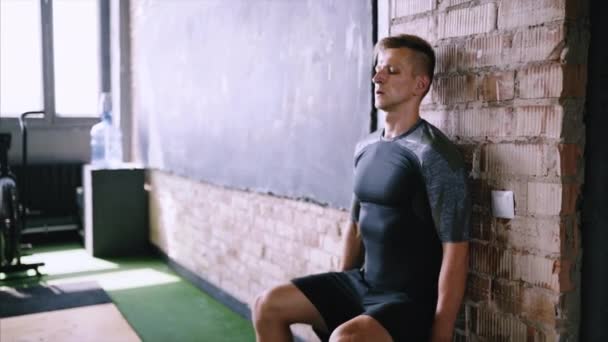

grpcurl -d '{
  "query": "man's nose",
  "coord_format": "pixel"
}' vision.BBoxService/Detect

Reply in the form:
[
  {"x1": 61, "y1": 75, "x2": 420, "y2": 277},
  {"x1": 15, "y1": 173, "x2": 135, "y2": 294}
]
[{"x1": 372, "y1": 70, "x2": 385, "y2": 84}]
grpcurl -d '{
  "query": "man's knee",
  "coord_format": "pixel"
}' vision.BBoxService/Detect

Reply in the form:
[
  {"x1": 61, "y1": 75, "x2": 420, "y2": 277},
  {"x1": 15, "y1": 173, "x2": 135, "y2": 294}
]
[
  {"x1": 329, "y1": 317, "x2": 392, "y2": 342},
  {"x1": 252, "y1": 285, "x2": 287, "y2": 325},
  {"x1": 329, "y1": 320, "x2": 365, "y2": 342}
]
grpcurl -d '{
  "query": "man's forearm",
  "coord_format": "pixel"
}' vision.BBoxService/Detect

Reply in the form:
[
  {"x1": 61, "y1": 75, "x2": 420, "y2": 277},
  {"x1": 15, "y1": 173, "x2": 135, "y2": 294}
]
[
  {"x1": 339, "y1": 221, "x2": 364, "y2": 271},
  {"x1": 431, "y1": 242, "x2": 469, "y2": 342}
]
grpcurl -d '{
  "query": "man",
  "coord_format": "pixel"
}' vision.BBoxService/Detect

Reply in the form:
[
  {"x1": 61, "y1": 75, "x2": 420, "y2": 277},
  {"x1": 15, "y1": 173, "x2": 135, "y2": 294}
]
[{"x1": 253, "y1": 34, "x2": 470, "y2": 342}]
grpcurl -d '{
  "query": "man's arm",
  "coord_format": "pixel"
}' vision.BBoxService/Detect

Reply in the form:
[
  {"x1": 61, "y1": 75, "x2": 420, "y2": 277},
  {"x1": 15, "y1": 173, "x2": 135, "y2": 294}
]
[
  {"x1": 430, "y1": 241, "x2": 469, "y2": 342},
  {"x1": 339, "y1": 220, "x2": 365, "y2": 271}
]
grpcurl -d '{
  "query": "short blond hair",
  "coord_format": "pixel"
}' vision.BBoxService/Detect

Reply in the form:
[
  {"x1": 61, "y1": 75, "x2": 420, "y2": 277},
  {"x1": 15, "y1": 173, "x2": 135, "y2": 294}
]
[{"x1": 374, "y1": 34, "x2": 436, "y2": 84}]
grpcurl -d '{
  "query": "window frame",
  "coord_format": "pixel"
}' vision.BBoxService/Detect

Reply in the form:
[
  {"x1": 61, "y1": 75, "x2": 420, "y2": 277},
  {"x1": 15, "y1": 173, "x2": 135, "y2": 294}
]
[{"x1": 0, "y1": 0, "x2": 110, "y2": 129}]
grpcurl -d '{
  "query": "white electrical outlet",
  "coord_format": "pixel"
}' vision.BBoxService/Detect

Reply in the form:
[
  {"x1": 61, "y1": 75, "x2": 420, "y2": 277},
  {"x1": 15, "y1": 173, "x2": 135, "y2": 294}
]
[{"x1": 491, "y1": 190, "x2": 515, "y2": 219}]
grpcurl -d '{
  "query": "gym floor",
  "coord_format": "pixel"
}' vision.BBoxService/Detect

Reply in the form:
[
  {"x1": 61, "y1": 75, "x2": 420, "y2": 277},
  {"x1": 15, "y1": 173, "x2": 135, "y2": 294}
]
[{"x1": 0, "y1": 233, "x2": 255, "y2": 342}]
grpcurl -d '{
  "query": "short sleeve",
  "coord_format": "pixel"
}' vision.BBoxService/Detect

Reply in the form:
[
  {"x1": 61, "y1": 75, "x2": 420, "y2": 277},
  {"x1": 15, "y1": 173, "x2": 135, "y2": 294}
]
[{"x1": 423, "y1": 152, "x2": 471, "y2": 242}]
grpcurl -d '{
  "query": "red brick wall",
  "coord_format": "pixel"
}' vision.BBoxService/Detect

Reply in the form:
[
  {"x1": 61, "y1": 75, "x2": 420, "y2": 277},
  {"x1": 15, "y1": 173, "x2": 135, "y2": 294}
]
[{"x1": 390, "y1": 0, "x2": 588, "y2": 340}]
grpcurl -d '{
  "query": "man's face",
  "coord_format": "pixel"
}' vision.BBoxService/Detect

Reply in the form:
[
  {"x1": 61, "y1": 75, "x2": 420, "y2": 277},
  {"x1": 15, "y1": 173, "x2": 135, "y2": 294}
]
[{"x1": 373, "y1": 48, "x2": 427, "y2": 112}]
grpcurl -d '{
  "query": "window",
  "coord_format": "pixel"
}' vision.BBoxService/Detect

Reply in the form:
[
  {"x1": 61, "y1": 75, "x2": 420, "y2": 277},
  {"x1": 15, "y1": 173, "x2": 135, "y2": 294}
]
[
  {"x1": 53, "y1": 0, "x2": 101, "y2": 117},
  {"x1": 0, "y1": 0, "x2": 44, "y2": 117},
  {"x1": 0, "y1": 0, "x2": 106, "y2": 120}
]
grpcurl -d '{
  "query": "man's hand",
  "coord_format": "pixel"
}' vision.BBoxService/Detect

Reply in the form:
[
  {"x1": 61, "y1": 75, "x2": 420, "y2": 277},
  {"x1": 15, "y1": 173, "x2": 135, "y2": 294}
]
[
  {"x1": 429, "y1": 316, "x2": 454, "y2": 342},
  {"x1": 339, "y1": 221, "x2": 364, "y2": 271},
  {"x1": 430, "y1": 242, "x2": 469, "y2": 342}
]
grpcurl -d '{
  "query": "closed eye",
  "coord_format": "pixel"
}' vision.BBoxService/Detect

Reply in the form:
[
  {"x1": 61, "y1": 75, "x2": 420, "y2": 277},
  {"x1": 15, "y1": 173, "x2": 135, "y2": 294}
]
[{"x1": 374, "y1": 65, "x2": 399, "y2": 74}]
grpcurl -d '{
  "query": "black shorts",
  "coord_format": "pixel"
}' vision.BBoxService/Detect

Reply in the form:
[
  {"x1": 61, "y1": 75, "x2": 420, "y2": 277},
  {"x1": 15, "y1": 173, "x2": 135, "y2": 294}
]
[{"x1": 291, "y1": 269, "x2": 436, "y2": 342}]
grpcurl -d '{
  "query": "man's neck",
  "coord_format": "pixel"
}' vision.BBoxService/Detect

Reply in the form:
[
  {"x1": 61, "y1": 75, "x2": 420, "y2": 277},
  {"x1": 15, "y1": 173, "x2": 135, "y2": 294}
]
[{"x1": 383, "y1": 108, "x2": 421, "y2": 139}]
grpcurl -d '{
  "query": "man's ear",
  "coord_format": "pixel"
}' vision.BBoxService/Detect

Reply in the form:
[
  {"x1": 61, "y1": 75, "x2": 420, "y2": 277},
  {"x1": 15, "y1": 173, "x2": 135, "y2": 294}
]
[{"x1": 415, "y1": 75, "x2": 431, "y2": 95}]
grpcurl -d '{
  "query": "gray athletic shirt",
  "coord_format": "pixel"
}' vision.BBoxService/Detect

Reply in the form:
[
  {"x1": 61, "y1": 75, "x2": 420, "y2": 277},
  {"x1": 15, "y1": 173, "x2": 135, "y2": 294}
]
[{"x1": 350, "y1": 119, "x2": 471, "y2": 297}]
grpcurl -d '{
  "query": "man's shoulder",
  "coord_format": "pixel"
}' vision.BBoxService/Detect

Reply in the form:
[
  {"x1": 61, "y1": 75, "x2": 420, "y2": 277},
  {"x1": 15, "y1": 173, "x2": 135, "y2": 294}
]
[
  {"x1": 354, "y1": 130, "x2": 382, "y2": 158},
  {"x1": 397, "y1": 119, "x2": 464, "y2": 171}
]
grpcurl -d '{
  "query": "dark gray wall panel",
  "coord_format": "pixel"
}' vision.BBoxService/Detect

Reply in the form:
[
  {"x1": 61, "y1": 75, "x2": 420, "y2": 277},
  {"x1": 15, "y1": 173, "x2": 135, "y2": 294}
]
[
  {"x1": 581, "y1": 0, "x2": 608, "y2": 340},
  {"x1": 132, "y1": 1, "x2": 373, "y2": 207}
]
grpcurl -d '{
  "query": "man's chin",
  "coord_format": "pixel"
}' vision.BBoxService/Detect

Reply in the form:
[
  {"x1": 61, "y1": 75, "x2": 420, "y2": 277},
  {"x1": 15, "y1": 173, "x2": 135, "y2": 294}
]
[{"x1": 374, "y1": 103, "x2": 390, "y2": 111}]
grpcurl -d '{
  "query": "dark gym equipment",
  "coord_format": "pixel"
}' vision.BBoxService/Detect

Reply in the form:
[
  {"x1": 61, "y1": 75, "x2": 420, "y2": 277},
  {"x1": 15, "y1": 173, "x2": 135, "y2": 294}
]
[{"x1": 0, "y1": 111, "x2": 46, "y2": 277}]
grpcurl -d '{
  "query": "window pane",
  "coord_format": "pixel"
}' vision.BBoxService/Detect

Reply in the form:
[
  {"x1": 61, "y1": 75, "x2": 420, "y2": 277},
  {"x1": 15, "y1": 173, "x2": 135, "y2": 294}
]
[
  {"x1": 53, "y1": 0, "x2": 100, "y2": 117},
  {"x1": 0, "y1": 0, "x2": 44, "y2": 117}
]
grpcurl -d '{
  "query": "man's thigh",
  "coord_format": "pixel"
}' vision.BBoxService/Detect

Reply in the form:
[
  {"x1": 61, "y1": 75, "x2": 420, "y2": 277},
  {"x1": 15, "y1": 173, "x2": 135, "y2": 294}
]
[
  {"x1": 261, "y1": 282, "x2": 328, "y2": 331},
  {"x1": 291, "y1": 271, "x2": 366, "y2": 340},
  {"x1": 365, "y1": 299, "x2": 435, "y2": 341}
]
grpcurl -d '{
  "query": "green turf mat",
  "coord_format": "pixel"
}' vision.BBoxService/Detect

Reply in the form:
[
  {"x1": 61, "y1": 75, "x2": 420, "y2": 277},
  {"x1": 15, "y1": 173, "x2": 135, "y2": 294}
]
[{"x1": 1, "y1": 241, "x2": 255, "y2": 342}]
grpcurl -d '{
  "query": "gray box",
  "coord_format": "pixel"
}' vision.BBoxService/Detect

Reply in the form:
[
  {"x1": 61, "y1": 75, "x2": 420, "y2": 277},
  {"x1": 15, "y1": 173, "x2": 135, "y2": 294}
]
[{"x1": 83, "y1": 164, "x2": 148, "y2": 257}]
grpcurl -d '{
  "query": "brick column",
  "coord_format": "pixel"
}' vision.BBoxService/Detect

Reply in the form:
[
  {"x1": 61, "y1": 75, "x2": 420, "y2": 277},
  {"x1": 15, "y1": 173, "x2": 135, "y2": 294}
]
[{"x1": 390, "y1": 0, "x2": 588, "y2": 340}]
